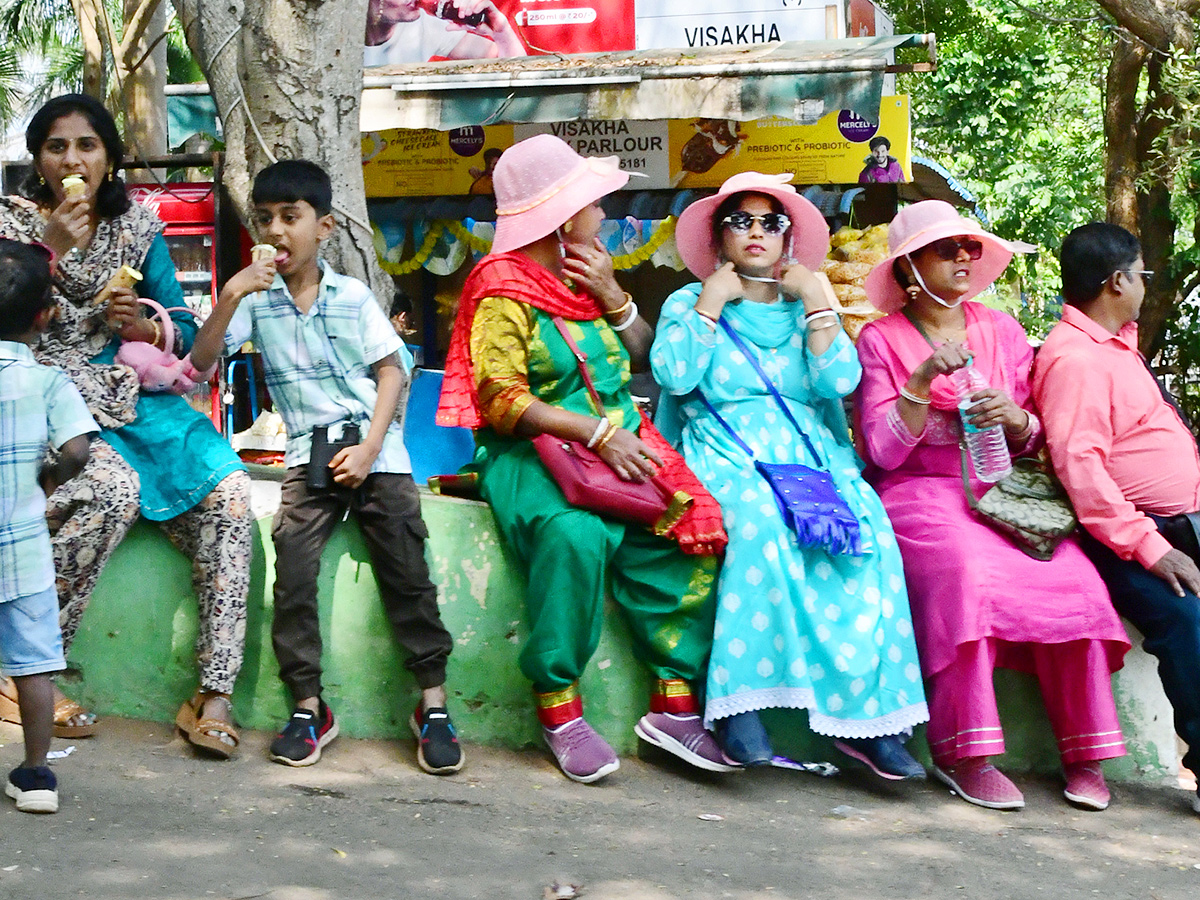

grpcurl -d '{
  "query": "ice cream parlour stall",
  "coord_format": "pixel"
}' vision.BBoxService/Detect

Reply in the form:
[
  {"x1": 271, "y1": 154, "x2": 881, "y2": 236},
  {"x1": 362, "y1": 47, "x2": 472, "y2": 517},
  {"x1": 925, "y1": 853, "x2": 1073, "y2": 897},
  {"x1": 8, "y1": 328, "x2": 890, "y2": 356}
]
[{"x1": 357, "y1": 36, "x2": 942, "y2": 479}]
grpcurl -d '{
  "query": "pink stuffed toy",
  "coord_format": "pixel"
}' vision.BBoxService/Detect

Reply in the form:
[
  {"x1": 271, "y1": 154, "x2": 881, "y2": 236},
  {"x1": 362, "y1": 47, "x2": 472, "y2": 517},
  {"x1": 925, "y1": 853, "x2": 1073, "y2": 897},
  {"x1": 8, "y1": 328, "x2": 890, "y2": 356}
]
[{"x1": 115, "y1": 297, "x2": 217, "y2": 394}]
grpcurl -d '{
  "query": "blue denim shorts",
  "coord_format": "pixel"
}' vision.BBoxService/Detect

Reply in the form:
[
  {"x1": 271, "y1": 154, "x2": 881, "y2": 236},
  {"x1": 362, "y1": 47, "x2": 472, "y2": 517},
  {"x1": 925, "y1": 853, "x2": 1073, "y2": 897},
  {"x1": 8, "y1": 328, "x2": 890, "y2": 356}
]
[{"x1": 0, "y1": 586, "x2": 66, "y2": 677}]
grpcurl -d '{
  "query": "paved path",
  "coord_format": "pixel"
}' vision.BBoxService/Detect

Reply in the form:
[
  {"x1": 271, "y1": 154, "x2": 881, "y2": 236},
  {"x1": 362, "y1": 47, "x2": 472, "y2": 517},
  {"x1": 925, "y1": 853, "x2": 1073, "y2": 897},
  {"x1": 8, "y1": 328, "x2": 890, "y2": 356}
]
[{"x1": 1, "y1": 718, "x2": 1197, "y2": 900}]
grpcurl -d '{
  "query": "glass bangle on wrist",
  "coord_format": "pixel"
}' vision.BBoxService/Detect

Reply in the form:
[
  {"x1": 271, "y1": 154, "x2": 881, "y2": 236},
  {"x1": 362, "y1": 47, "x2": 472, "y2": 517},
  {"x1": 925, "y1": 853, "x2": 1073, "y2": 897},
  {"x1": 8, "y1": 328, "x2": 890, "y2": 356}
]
[
  {"x1": 611, "y1": 301, "x2": 639, "y2": 332},
  {"x1": 604, "y1": 292, "x2": 633, "y2": 320},
  {"x1": 899, "y1": 386, "x2": 931, "y2": 405},
  {"x1": 586, "y1": 416, "x2": 611, "y2": 449}
]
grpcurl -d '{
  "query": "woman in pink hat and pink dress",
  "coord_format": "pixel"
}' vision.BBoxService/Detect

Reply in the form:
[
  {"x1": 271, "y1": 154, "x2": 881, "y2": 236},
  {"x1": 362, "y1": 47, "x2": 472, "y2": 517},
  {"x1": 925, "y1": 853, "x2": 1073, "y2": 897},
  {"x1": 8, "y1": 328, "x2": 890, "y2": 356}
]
[
  {"x1": 438, "y1": 134, "x2": 732, "y2": 784},
  {"x1": 855, "y1": 200, "x2": 1130, "y2": 810},
  {"x1": 651, "y1": 173, "x2": 929, "y2": 779}
]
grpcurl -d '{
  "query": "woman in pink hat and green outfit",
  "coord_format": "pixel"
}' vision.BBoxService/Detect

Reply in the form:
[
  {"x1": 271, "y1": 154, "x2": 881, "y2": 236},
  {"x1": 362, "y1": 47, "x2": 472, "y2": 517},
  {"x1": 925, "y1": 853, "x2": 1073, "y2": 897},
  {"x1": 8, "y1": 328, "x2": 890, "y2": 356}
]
[
  {"x1": 651, "y1": 173, "x2": 929, "y2": 779},
  {"x1": 438, "y1": 134, "x2": 732, "y2": 783},
  {"x1": 855, "y1": 200, "x2": 1130, "y2": 810}
]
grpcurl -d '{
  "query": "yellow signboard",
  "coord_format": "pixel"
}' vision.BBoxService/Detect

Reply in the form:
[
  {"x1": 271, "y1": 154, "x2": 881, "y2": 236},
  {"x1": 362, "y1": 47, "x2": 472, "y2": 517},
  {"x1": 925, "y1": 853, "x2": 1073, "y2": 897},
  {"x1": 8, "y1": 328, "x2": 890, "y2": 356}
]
[
  {"x1": 361, "y1": 97, "x2": 910, "y2": 197},
  {"x1": 668, "y1": 96, "x2": 910, "y2": 187},
  {"x1": 361, "y1": 125, "x2": 515, "y2": 198}
]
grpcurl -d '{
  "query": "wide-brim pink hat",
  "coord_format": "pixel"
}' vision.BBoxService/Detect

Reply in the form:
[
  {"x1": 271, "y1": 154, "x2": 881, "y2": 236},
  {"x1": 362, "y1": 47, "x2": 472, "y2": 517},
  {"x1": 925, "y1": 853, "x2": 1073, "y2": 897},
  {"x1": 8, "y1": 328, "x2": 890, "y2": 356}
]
[
  {"x1": 491, "y1": 134, "x2": 630, "y2": 254},
  {"x1": 674, "y1": 172, "x2": 830, "y2": 278},
  {"x1": 864, "y1": 199, "x2": 1036, "y2": 314}
]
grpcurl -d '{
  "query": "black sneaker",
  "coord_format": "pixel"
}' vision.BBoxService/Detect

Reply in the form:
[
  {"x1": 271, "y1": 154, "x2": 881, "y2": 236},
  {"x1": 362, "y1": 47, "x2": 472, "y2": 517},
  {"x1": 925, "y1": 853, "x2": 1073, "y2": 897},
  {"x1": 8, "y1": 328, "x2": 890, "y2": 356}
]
[
  {"x1": 6, "y1": 765, "x2": 58, "y2": 814},
  {"x1": 270, "y1": 702, "x2": 339, "y2": 767},
  {"x1": 409, "y1": 705, "x2": 464, "y2": 774}
]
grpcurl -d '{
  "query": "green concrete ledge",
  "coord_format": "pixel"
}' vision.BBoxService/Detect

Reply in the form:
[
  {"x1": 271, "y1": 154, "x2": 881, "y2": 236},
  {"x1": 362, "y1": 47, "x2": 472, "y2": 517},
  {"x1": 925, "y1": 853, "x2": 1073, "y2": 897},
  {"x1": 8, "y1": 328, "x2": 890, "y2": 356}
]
[{"x1": 67, "y1": 484, "x2": 1178, "y2": 782}]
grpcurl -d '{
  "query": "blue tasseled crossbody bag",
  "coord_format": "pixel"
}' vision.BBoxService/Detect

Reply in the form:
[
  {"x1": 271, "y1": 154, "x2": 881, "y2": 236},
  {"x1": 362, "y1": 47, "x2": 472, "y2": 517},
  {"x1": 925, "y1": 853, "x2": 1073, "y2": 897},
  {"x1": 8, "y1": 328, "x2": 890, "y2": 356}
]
[{"x1": 696, "y1": 318, "x2": 863, "y2": 556}]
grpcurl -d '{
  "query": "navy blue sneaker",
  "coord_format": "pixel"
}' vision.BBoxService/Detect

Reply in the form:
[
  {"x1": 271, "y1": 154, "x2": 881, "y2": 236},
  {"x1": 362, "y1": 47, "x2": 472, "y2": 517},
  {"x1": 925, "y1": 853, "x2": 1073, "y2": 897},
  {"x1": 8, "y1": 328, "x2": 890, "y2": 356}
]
[
  {"x1": 6, "y1": 765, "x2": 58, "y2": 813},
  {"x1": 835, "y1": 735, "x2": 926, "y2": 781},
  {"x1": 717, "y1": 710, "x2": 772, "y2": 767},
  {"x1": 269, "y1": 701, "x2": 339, "y2": 767},
  {"x1": 409, "y1": 705, "x2": 464, "y2": 775}
]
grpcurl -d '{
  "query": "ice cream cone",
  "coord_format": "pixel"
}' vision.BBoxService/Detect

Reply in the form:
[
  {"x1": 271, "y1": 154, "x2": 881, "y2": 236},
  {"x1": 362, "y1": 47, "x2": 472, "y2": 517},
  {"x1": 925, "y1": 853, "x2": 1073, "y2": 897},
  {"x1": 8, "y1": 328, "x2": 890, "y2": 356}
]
[
  {"x1": 62, "y1": 175, "x2": 87, "y2": 198},
  {"x1": 251, "y1": 244, "x2": 277, "y2": 263}
]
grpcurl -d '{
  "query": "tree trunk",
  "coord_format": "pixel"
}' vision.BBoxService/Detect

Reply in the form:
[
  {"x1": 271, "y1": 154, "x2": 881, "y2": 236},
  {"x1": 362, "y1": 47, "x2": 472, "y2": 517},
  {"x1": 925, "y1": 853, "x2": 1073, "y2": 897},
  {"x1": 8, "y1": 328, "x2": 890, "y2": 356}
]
[
  {"x1": 171, "y1": 0, "x2": 389, "y2": 302},
  {"x1": 120, "y1": 0, "x2": 169, "y2": 181},
  {"x1": 71, "y1": 0, "x2": 107, "y2": 98}
]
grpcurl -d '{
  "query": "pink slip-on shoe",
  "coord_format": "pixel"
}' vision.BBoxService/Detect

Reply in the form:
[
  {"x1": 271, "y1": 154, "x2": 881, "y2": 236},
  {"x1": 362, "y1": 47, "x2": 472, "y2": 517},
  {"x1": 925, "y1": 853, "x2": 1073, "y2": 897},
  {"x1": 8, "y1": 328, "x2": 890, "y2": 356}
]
[
  {"x1": 544, "y1": 717, "x2": 619, "y2": 783},
  {"x1": 1063, "y1": 762, "x2": 1110, "y2": 811},
  {"x1": 635, "y1": 712, "x2": 739, "y2": 773},
  {"x1": 932, "y1": 757, "x2": 1025, "y2": 810}
]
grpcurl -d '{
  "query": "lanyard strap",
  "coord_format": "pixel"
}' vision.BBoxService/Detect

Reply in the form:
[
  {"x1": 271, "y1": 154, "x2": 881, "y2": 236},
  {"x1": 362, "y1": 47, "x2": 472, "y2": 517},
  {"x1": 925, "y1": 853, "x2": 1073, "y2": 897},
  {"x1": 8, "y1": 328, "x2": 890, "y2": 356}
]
[
  {"x1": 716, "y1": 317, "x2": 823, "y2": 463},
  {"x1": 549, "y1": 316, "x2": 607, "y2": 418}
]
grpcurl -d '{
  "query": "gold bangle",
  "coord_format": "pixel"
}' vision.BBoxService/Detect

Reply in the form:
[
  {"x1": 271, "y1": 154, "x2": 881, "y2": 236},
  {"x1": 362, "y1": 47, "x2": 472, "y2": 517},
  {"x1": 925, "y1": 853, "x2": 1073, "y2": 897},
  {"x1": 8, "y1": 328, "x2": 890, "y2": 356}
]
[
  {"x1": 150, "y1": 318, "x2": 162, "y2": 349},
  {"x1": 899, "y1": 386, "x2": 931, "y2": 405},
  {"x1": 604, "y1": 292, "x2": 633, "y2": 320},
  {"x1": 595, "y1": 422, "x2": 619, "y2": 451},
  {"x1": 695, "y1": 308, "x2": 719, "y2": 324}
]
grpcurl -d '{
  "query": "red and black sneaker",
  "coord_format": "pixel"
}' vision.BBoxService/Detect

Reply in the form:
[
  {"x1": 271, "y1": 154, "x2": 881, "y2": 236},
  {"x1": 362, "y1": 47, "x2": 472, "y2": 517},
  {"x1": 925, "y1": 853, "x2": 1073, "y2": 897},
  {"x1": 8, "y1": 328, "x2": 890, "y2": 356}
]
[
  {"x1": 269, "y1": 701, "x2": 339, "y2": 767},
  {"x1": 409, "y1": 705, "x2": 464, "y2": 774}
]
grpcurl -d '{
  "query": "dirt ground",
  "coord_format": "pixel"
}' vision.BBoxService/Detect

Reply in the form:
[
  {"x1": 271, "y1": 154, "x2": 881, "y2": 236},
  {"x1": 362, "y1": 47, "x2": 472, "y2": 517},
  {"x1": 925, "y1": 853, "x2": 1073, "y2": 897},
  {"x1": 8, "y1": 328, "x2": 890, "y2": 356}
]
[{"x1": 1, "y1": 717, "x2": 1198, "y2": 900}]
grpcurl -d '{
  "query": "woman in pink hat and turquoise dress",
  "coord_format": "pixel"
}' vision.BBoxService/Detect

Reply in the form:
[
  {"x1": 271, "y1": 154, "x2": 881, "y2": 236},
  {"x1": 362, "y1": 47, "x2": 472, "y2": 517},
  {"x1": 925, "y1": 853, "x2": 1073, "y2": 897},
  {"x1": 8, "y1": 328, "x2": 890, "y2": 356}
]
[
  {"x1": 651, "y1": 172, "x2": 929, "y2": 779},
  {"x1": 855, "y1": 200, "x2": 1130, "y2": 810},
  {"x1": 438, "y1": 134, "x2": 732, "y2": 783}
]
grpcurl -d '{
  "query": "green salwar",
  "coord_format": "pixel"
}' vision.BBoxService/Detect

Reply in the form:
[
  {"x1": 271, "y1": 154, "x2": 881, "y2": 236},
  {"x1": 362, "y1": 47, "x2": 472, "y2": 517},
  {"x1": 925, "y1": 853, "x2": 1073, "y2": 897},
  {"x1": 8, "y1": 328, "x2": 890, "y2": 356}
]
[
  {"x1": 479, "y1": 440, "x2": 718, "y2": 692},
  {"x1": 471, "y1": 307, "x2": 718, "y2": 693}
]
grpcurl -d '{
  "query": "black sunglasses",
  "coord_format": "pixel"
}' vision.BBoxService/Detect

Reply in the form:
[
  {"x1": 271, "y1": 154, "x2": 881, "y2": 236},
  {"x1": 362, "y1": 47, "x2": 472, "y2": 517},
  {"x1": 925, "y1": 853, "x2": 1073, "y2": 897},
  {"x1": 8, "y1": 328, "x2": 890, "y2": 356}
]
[
  {"x1": 928, "y1": 237, "x2": 984, "y2": 261},
  {"x1": 721, "y1": 211, "x2": 791, "y2": 235}
]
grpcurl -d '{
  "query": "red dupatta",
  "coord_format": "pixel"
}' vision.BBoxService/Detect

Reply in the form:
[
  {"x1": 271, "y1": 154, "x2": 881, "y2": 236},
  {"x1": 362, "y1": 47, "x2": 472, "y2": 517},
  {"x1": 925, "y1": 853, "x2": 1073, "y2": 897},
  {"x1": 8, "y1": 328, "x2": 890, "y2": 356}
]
[{"x1": 438, "y1": 252, "x2": 727, "y2": 556}]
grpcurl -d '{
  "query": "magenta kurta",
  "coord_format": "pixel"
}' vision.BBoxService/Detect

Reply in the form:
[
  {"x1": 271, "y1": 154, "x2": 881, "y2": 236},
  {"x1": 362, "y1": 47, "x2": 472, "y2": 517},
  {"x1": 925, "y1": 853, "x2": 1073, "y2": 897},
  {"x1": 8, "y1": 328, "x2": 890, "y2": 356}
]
[{"x1": 854, "y1": 304, "x2": 1130, "y2": 680}]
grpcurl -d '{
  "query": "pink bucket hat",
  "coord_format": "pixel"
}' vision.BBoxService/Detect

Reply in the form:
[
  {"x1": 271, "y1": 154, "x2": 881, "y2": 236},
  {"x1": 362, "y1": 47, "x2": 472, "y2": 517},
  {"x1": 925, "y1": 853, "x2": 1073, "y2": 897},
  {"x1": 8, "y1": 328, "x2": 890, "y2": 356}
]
[
  {"x1": 674, "y1": 172, "x2": 830, "y2": 279},
  {"x1": 864, "y1": 200, "x2": 1036, "y2": 314},
  {"x1": 490, "y1": 134, "x2": 630, "y2": 255}
]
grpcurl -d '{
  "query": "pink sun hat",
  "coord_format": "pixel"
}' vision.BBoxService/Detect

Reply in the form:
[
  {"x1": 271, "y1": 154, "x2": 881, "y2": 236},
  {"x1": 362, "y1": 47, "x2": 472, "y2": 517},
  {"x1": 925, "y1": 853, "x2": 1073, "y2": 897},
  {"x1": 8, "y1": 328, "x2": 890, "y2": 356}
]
[
  {"x1": 674, "y1": 171, "x2": 830, "y2": 279},
  {"x1": 490, "y1": 134, "x2": 631, "y2": 255},
  {"x1": 863, "y1": 200, "x2": 1036, "y2": 314}
]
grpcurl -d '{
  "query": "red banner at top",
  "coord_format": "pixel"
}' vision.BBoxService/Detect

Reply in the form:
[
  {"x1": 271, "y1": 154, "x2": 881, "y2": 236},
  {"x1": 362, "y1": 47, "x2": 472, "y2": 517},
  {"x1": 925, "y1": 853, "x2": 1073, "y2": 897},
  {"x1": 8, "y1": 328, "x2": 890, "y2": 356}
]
[{"x1": 364, "y1": 0, "x2": 634, "y2": 66}]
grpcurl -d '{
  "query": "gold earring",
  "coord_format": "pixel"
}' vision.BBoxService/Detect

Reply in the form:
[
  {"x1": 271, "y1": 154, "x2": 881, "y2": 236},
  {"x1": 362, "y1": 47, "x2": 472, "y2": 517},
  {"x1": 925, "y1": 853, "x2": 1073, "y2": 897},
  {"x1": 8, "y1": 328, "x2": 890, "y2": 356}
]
[
  {"x1": 905, "y1": 283, "x2": 921, "y2": 299},
  {"x1": 36, "y1": 173, "x2": 45, "y2": 186},
  {"x1": 562, "y1": 220, "x2": 573, "y2": 234}
]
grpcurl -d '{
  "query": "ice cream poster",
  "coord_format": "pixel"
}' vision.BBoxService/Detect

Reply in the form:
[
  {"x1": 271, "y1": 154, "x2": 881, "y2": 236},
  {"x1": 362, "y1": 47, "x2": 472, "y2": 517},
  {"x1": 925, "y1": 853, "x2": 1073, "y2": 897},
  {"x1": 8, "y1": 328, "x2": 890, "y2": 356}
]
[
  {"x1": 667, "y1": 96, "x2": 911, "y2": 188},
  {"x1": 361, "y1": 97, "x2": 910, "y2": 197}
]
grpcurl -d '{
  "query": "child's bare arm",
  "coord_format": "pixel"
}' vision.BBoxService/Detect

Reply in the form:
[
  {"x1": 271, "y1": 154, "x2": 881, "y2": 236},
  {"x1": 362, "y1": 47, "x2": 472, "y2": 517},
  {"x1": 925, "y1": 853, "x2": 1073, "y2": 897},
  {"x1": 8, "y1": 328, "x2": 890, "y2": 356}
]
[
  {"x1": 39, "y1": 433, "x2": 91, "y2": 496},
  {"x1": 190, "y1": 260, "x2": 275, "y2": 372},
  {"x1": 330, "y1": 354, "x2": 402, "y2": 488}
]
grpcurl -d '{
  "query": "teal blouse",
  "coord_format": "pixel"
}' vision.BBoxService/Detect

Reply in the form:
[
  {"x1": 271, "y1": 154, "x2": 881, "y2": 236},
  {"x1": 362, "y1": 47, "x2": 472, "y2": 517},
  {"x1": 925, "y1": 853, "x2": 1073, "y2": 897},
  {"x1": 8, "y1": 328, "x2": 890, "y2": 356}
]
[{"x1": 95, "y1": 235, "x2": 243, "y2": 520}]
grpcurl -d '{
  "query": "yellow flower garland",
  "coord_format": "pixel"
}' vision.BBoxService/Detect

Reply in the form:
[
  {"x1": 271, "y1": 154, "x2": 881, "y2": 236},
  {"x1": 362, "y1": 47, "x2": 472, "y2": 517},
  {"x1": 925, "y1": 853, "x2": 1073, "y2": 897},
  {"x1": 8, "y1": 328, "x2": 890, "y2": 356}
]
[{"x1": 374, "y1": 216, "x2": 678, "y2": 275}]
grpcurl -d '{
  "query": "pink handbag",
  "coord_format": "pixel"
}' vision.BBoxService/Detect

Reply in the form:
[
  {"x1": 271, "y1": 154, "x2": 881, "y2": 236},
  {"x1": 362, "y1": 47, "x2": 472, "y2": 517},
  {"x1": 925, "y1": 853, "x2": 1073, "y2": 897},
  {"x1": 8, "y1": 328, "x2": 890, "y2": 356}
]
[
  {"x1": 114, "y1": 297, "x2": 217, "y2": 394},
  {"x1": 532, "y1": 317, "x2": 688, "y2": 531}
]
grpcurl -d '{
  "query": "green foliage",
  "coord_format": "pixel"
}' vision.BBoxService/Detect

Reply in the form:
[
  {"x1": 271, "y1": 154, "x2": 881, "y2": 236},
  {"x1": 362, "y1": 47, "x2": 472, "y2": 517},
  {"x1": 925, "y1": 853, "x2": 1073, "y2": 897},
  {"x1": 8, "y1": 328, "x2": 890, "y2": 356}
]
[{"x1": 887, "y1": 0, "x2": 1110, "y2": 338}]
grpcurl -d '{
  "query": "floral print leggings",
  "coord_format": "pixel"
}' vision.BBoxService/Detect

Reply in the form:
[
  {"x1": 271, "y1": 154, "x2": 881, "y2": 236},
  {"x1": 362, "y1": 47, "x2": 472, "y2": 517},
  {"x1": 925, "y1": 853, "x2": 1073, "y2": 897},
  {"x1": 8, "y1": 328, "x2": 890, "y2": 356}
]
[{"x1": 47, "y1": 439, "x2": 251, "y2": 695}]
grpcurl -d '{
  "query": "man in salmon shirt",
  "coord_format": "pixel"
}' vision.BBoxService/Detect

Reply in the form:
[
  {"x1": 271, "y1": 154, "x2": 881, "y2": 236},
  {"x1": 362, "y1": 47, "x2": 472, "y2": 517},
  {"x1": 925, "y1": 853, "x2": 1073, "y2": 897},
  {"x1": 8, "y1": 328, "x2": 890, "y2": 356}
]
[{"x1": 1033, "y1": 222, "x2": 1200, "y2": 816}]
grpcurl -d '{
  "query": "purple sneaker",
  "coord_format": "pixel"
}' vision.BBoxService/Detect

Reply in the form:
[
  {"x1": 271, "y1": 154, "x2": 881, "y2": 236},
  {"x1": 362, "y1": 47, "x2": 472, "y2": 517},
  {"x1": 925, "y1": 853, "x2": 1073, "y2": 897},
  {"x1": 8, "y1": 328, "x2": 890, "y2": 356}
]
[
  {"x1": 635, "y1": 712, "x2": 739, "y2": 773},
  {"x1": 544, "y1": 717, "x2": 620, "y2": 783}
]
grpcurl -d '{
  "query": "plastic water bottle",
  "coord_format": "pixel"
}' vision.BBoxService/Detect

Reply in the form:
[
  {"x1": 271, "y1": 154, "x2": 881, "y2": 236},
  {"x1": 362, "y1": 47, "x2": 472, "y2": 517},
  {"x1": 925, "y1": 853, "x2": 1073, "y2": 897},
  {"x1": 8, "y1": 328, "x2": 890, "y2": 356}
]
[{"x1": 950, "y1": 361, "x2": 1012, "y2": 483}]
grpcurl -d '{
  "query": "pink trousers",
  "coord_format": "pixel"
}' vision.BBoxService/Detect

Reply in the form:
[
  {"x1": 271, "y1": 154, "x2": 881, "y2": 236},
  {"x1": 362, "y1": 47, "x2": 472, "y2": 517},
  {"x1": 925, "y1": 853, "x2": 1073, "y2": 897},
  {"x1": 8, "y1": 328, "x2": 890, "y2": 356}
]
[{"x1": 925, "y1": 638, "x2": 1126, "y2": 768}]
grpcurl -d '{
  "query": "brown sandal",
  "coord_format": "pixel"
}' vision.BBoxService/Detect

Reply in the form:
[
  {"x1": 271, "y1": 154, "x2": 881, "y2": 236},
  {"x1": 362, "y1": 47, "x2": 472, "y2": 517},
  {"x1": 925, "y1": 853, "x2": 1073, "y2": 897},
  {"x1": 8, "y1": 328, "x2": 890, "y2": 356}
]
[
  {"x1": 175, "y1": 691, "x2": 239, "y2": 760},
  {"x1": 0, "y1": 676, "x2": 97, "y2": 738}
]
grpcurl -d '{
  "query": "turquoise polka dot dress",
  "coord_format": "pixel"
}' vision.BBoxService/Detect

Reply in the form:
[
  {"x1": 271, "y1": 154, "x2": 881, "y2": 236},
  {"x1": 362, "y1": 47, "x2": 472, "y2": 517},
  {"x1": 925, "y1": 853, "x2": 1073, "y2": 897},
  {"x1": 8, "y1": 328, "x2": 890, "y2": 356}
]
[{"x1": 651, "y1": 285, "x2": 928, "y2": 737}]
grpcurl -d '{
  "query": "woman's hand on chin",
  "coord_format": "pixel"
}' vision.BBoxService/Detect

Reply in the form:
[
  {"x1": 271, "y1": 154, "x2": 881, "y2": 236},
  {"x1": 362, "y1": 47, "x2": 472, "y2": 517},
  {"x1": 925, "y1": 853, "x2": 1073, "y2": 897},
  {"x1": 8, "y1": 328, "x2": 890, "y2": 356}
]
[
  {"x1": 598, "y1": 428, "x2": 663, "y2": 483},
  {"x1": 561, "y1": 237, "x2": 623, "y2": 309},
  {"x1": 779, "y1": 263, "x2": 827, "y2": 309},
  {"x1": 697, "y1": 262, "x2": 742, "y2": 314}
]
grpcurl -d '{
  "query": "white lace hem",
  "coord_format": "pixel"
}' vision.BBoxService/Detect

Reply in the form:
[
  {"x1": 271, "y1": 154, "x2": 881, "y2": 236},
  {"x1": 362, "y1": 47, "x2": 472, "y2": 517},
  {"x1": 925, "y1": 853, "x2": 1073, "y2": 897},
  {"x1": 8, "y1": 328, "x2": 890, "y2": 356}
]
[{"x1": 705, "y1": 688, "x2": 929, "y2": 739}]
